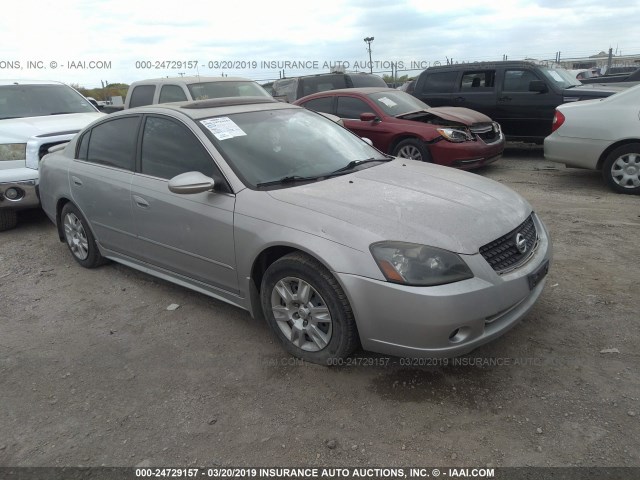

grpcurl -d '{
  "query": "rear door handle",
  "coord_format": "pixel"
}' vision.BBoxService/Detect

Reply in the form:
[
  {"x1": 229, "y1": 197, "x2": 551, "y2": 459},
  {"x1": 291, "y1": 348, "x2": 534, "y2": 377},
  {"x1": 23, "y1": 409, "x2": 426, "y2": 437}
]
[
  {"x1": 498, "y1": 96, "x2": 512, "y2": 102},
  {"x1": 454, "y1": 96, "x2": 465, "y2": 102},
  {"x1": 133, "y1": 195, "x2": 150, "y2": 208},
  {"x1": 71, "y1": 176, "x2": 82, "y2": 186}
]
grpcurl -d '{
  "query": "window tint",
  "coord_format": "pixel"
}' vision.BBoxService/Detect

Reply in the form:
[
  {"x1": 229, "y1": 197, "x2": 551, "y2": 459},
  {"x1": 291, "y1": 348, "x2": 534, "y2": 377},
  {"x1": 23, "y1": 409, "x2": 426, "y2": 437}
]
[
  {"x1": 460, "y1": 71, "x2": 496, "y2": 90},
  {"x1": 87, "y1": 117, "x2": 140, "y2": 170},
  {"x1": 300, "y1": 75, "x2": 347, "y2": 97},
  {"x1": 159, "y1": 85, "x2": 187, "y2": 103},
  {"x1": 141, "y1": 116, "x2": 221, "y2": 182},
  {"x1": 503, "y1": 70, "x2": 540, "y2": 92},
  {"x1": 272, "y1": 79, "x2": 297, "y2": 102},
  {"x1": 77, "y1": 131, "x2": 90, "y2": 160},
  {"x1": 336, "y1": 97, "x2": 371, "y2": 119},
  {"x1": 129, "y1": 85, "x2": 155, "y2": 107},
  {"x1": 421, "y1": 71, "x2": 459, "y2": 93},
  {"x1": 301, "y1": 97, "x2": 334, "y2": 114}
]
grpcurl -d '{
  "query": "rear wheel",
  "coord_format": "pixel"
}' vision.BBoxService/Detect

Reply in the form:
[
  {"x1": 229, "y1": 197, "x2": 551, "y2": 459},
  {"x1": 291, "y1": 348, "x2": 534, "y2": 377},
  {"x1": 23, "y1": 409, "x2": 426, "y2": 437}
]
[
  {"x1": 602, "y1": 143, "x2": 640, "y2": 194},
  {"x1": 61, "y1": 203, "x2": 105, "y2": 268},
  {"x1": 392, "y1": 138, "x2": 432, "y2": 162},
  {"x1": 0, "y1": 210, "x2": 18, "y2": 232},
  {"x1": 260, "y1": 252, "x2": 359, "y2": 365}
]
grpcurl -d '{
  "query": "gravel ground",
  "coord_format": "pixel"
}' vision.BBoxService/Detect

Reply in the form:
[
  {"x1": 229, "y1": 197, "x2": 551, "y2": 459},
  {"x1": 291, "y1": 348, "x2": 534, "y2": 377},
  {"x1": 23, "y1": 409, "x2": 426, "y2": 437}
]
[{"x1": 1, "y1": 145, "x2": 638, "y2": 468}]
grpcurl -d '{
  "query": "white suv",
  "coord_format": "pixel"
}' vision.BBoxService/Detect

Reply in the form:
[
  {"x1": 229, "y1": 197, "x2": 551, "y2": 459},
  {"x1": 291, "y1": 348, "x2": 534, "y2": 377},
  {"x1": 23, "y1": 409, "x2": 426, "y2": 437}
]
[{"x1": 0, "y1": 80, "x2": 104, "y2": 230}]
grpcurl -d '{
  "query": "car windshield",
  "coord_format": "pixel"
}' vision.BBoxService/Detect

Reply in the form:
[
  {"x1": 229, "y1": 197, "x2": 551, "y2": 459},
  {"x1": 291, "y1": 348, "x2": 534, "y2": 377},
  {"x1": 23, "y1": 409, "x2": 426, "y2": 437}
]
[
  {"x1": 538, "y1": 67, "x2": 581, "y2": 88},
  {"x1": 0, "y1": 84, "x2": 96, "y2": 120},
  {"x1": 367, "y1": 91, "x2": 431, "y2": 116},
  {"x1": 187, "y1": 81, "x2": 271, "y2": 100},
  {"x1": 199, "y1": 108, "x2": 387, "y2": 188}
]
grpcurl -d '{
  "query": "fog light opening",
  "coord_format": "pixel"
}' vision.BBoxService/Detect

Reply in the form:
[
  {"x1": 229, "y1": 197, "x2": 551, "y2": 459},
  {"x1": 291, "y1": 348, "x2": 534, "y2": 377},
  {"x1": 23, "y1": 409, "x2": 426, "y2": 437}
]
[
  {"x1": 449, "y1": 326, "x2": 471, "y2": 344},
  {"x1": 4, "y1": 187, "x2": 24, "y2": 201}
]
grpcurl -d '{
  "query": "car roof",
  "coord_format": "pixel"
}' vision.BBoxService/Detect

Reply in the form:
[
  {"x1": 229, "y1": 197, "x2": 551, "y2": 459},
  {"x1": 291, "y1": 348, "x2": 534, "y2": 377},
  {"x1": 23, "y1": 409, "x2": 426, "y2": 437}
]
[
  {"x1": 118, "y1": 97, "x2": 298, "y2": 120},
  {"x1": 0, "y1": 79, "x2": 66, "y2": 86},
  {"x1": 295, "y1": 87, "x2": 398, "y2": 100},
  {"x1": 424, "y1": 61, "x2": 541, "y2": 71},
  {"x1": 130, "y1": 76, "x2": 256, "y2": 86}
]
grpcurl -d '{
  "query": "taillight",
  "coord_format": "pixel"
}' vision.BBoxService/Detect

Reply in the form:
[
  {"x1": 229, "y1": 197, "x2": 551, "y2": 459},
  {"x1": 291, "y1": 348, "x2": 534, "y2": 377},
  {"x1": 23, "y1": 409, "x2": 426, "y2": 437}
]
[{"x1": 551, "y1": 110, "x2": 565, "y2": 133}]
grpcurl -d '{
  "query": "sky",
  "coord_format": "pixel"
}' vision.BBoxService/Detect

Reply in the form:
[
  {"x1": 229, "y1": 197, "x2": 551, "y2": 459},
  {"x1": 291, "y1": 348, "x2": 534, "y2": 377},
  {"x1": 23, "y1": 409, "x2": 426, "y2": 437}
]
[{"x1": 1, "y1": 0, "x2": 639, "y2": 88}]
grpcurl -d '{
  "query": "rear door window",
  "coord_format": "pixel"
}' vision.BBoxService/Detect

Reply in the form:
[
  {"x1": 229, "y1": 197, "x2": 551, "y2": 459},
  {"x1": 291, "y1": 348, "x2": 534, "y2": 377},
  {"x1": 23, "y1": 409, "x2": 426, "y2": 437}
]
[
  {"x1": 300, "y1": 97, "x2": 334, "y2": 114},
  {"x1": 159, "y1": 85, "x2": 188, "y2": 103},
  {"x1": 129, "y1": 85, "x2": 155, "y2": 107},
  {"x1": 460, "y1": 71, "x2": 496, "y2": 90},
  {"x1": 86, "y1": 117, "x2": 140, "y2": 170}
]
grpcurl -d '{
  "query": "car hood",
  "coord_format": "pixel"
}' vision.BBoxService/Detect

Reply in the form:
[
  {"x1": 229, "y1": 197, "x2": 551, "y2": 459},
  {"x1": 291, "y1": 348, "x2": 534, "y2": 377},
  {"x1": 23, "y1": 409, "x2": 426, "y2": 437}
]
[
  {"x1": 0, "y1": 113, "x2": 104, "y2": 143},
  {"x1": 419, "y1": 106, "x2": 493, "y2": 125},
  {"x1": 267, "y1": 160, "x2": 531, "y2": 254}
]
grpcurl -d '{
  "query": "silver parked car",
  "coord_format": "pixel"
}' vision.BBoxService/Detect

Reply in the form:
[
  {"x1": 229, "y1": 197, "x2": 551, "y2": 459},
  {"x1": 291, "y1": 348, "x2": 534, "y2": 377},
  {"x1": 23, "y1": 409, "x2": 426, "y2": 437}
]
[
  {"x1": 39, "y1": 97, "x2": 552, "y2": 364},
  {"x1": 544, "y1": 84, "x2": 640, "y2": 195}
]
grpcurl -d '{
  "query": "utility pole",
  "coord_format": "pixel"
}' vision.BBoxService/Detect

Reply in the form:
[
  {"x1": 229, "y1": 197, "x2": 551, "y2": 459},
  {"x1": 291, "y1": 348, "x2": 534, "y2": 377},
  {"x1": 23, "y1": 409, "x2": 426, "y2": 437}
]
[
  {"x1": 364, "y1": 37, "x2": 374, "y2": 73},
  {"x1": 607, "y1": 47, "x2": 613, "y2": 73}
]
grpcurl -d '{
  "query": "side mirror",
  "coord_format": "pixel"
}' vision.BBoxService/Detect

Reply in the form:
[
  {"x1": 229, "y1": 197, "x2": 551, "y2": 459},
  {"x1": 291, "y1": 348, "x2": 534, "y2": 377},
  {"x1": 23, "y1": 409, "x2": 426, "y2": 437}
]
[
  {"x1": 360, "y1": 112, "x2": 379, "y2": 122},
  {"x1": 529, "y1": 80, "x2": 548, "y2": 93},
  {"x1": 361, "y1": 137, "x2": 373, "y2": 146},
  {"x1": 168, "y1": 171, "x2": 215, "y2": 194}
]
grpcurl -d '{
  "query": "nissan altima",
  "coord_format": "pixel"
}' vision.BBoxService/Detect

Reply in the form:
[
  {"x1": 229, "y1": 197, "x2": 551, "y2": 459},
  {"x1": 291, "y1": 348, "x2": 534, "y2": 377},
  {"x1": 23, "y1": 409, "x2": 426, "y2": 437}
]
[{"x1": 39, "y1": 97, "x2": 552, "y2": 364}]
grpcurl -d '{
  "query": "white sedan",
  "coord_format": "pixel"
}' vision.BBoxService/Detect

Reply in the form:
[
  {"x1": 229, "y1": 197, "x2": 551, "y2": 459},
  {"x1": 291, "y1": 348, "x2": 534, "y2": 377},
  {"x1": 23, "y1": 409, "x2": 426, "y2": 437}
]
[{"x1": 544, "y1": 84, "x2": 640, "y2": 195}]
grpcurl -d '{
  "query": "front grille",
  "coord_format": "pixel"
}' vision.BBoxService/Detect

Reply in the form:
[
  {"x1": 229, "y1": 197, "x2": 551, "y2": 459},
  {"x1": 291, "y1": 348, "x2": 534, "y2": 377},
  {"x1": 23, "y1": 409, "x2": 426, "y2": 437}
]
[
  {"x1": 471, "y1": 122, "x2": 501, "y2": 144},
  {"x1": 480, "y1": 214, "x2": 538, "y2": 273}
]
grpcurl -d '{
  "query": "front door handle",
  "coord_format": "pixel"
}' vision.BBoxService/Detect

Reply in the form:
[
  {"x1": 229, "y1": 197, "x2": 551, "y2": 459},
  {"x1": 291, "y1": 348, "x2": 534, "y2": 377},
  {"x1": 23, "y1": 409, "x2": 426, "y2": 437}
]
[
  {"x1": 454, "y1": 96, "x2": 465, "y2": 102},
  {"x1": 133, "y1": 195, "x2": 150, "y2": 208},
  {"x1": 71, "y1": 176, "x2": 82, "y2": 186},
  {"x1": 498, "y1": 96, "x2": 512, "y2": 102}
]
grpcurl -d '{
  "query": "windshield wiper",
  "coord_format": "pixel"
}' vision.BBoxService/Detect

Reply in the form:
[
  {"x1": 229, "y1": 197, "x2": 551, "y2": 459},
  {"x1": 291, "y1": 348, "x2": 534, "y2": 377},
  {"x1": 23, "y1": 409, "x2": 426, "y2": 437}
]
[
  {"x1": 327, "y1": 157, "x2": 392, "y2": 176},
  {"x1": 256, "y1": 175, "x2": 320, "y2": 188}
]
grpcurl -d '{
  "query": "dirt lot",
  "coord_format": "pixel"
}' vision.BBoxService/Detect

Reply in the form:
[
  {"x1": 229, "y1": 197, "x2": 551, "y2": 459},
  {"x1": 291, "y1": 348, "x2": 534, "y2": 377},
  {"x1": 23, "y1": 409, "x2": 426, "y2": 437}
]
[{"x1": 1, "y1": 145, "x2": 639, "y2": 469}]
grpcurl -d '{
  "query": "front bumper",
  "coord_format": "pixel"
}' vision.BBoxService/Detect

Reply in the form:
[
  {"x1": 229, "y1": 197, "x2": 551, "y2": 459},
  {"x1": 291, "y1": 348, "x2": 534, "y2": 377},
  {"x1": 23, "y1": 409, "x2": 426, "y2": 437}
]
[
  {"x1": 0, "y1": 168, "x2": 40, "y2": 210},
  {"x1": 431, "y1": 135, "x2": 505, "y2": 171},
  {"x1": 337, "y1": 214, "x2": 552, "y2": 358}
]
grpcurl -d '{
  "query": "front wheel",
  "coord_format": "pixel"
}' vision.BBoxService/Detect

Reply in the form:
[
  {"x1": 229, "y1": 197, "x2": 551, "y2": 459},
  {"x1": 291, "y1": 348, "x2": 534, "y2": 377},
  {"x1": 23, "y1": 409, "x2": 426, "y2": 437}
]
[
  {"x1": 260, "y1": 252, "x2": 359, "y2": 365},
  {"x1": 602, "y1": 143, "x2": 640, "y2": 195},
  {"x1": 61, "y1": 203, "x2": 105, "y2": 268},
  {"x1": 392, "y1": 138, "x2": 432, "y2": 162},
  {"x1": 0, "y1": 210, "x2": 18, "y2": 232}
]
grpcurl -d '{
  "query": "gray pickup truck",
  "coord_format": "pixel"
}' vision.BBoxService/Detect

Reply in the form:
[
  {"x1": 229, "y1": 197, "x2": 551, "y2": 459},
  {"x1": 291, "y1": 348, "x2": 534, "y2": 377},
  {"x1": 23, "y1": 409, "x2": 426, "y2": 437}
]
[
  {"x1": 102, "y1": 76, "x2": 272, "y2": 113},
  {"x1": 0, "y1": 80, "x2": 103, "y2": 230}
]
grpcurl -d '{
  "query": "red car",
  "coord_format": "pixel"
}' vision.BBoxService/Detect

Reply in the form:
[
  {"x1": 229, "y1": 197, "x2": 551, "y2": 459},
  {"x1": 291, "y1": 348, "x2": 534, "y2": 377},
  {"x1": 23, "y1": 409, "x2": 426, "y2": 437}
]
[{"x1": 294, "y1": 88, "x2": 504, "y2": 169}]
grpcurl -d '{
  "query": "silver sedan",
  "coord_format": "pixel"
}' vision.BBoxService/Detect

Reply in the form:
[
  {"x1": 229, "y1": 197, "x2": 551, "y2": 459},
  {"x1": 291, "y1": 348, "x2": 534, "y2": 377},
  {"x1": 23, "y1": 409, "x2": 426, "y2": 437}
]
[
  {"x1": 544, "y1": 84, "x2": 640, "y2": 195},
  {"x1": 39, "y1": 98, "x2": 552, "y2": 364}
]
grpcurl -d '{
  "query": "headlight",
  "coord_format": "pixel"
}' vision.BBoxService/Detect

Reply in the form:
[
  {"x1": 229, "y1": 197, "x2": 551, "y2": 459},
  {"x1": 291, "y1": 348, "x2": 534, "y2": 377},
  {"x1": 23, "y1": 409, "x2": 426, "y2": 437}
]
[
  {"x1": 370, "y1": 241, "x2": 474, "y2": 286},
  {"x1": 0, "y1": 143, "x2": 27, "y2": 161},
  {"x1": 436, "y1": 128, "x2": 473, "y2": 143}
]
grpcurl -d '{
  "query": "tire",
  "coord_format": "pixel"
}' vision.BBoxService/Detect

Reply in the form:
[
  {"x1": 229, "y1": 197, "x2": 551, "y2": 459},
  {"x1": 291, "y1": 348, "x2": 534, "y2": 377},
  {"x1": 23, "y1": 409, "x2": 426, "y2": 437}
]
[
  {"x1": 0, "y1": 210, "x2": 18, "y2": 232},
  {"x1": 260, "y1": 252, "x2": 359, "y2": 365},
  {"x1": 392, "y1": 138, "x2": 432, "y2": 162},
  {"x1": 61, "y1": 203, "x2": 105, "y2": 268},
  {"x1": 602, "y1": 143, "x2": 640, "y2": 195}
]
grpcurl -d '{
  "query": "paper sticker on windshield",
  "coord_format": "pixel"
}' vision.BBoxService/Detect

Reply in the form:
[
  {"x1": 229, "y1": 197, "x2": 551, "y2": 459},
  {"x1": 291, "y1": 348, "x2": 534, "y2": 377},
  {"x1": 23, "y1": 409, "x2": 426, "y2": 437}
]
[
  {"x1": 377, "y1": 97, "x2": 398, "y2": 107},
  {"x1": 200, "y1": 117, "x2": 247, "y2": 140},
  {"x1": 548, "y1": 70, "x2": 563, "y2": 82}
]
